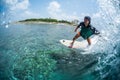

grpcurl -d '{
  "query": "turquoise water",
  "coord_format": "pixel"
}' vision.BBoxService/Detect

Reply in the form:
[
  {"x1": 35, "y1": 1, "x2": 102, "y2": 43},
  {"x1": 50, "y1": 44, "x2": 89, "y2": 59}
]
[
  {"x1": 0, "y1": 23, "x2": 119, "y2": 80},
  {"x1": 0, "y1": 23, "x2": 102, "y2": 80}
]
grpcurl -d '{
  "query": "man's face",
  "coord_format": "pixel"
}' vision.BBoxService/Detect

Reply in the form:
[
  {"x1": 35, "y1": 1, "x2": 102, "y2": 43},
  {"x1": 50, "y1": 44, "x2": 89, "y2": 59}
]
[{"x1": 84, "y1": 19, "x2": 89, "y2": 25}]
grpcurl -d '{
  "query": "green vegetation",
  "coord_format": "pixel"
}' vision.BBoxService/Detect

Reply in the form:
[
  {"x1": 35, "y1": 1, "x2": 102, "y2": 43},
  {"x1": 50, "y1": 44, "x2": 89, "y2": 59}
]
[{"x1": 19, "y1": 18, "x2": 72, "y2": 24}]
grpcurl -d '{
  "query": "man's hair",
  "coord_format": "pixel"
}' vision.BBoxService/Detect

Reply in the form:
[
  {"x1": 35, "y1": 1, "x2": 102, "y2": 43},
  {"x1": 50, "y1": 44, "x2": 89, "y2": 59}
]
[{"x1": 84, "y1": 16, "x2": 91, "y2": 24}]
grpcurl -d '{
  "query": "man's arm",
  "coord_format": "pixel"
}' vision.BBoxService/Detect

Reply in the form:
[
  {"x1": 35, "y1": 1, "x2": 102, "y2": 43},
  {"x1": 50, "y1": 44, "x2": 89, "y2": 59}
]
[
  {"x1": 74, "y1": 27, "x2": 79, "y2": 32},
  {"x1": 90, "y1": 26, "x2": 100, "y2": 35},
  {"x1": 94, "y1": 29, "x2": 100, "y2": 35},
  {"x1": 74, "y1": 24, "x2": 81, "y2": 32}
]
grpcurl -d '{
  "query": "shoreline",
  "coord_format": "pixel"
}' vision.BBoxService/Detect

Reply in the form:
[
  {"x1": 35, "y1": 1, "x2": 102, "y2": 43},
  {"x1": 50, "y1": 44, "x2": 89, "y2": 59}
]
[{"x1": 14, "y1": 21, "x2": 77, "y2": 27}]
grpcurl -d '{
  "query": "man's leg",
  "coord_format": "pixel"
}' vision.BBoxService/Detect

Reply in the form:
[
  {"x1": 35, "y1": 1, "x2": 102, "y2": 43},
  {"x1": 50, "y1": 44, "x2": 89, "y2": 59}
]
[
  {"x1": 87, "y1": 38, "x2": 91, "y2": 45},
  {"x1": 69, "y1": 32, "x2": 80, "y2": 48}
]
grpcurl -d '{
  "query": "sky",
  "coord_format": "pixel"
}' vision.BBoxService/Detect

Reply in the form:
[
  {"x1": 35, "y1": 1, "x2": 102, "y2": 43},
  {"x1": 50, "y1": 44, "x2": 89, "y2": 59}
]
[{"x1": 0, "y1": 0, "x2": 100, "y2": 21}]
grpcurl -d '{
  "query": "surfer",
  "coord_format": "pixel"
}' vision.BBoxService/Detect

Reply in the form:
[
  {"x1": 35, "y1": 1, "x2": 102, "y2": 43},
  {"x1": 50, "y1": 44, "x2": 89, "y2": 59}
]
[{"x1": 69, "y1": 16, "x2": 100, "y2": 48}]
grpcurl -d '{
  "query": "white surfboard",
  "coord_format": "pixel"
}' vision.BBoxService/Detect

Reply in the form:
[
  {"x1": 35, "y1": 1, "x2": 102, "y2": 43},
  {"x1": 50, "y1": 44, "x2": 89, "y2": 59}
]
[{"x1": 60, "y1": 36, "x2": 99, "y2": 50}]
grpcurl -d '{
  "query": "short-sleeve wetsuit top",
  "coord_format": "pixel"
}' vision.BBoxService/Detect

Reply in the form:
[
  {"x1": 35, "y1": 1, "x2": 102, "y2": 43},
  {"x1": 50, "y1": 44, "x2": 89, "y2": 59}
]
[{"x1": 77, "y1": 22, "x2": 100, "y2": 39}]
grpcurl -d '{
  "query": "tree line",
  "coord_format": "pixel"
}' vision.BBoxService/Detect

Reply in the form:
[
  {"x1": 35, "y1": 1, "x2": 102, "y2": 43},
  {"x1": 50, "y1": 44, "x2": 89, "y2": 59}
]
[{"x1": 19, "y1": 18, "x2": 72, "y2": 24}]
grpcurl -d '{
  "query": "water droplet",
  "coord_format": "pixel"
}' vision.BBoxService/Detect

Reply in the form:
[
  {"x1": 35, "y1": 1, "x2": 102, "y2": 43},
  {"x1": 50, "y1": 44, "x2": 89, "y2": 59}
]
[
  {"x1": 2, "y1": 12, "x2": 5, "y2": 16},
  {"x1": 5, "y1": 25, "x2": 9, "y2": 28},
  {"x1": 2, "y1": 21, "x2": 5, "y2": 24}
]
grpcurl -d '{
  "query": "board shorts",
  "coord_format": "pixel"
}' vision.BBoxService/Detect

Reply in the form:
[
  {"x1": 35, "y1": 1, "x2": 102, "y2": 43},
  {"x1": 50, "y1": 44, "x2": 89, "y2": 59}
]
[{"x1": 80, "y1": 27, "x2": 94, "y2": 39}]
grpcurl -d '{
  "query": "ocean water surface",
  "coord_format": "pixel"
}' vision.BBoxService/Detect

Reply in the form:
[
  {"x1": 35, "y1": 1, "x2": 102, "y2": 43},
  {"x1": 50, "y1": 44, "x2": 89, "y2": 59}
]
[{"x1": 0, "y1": 0, "x2": 120, "y2": 80}]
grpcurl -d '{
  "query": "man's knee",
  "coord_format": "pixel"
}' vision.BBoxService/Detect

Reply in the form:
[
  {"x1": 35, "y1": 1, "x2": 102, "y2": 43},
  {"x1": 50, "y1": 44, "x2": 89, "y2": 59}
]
[
  {"x1": 76, "y1": 32, "x2": 80, "y2": 38},
  {"x1": 73, "y1": 32, "x2": 81, "y2": 40},
  {"x1": 77, "y1": 32, "x2": 81, "y2": 36}
]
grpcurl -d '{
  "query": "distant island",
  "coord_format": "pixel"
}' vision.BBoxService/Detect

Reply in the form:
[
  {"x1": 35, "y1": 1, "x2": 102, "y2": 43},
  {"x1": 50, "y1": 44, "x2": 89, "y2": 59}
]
[{"x1": 18, "y1": 18, "x2": 79, "y2": 26}]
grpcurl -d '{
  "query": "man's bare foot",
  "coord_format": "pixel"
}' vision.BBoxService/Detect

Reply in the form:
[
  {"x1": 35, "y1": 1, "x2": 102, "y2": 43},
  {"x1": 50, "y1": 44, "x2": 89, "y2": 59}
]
[{"x1": 68, "y1": 42, "x2": 73, "y2": 48}]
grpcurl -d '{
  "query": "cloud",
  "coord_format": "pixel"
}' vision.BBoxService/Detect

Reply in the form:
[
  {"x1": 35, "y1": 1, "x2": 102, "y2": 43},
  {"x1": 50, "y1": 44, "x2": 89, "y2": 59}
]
[
  {"x1": 47, "y1": 1, "x2": 79, "y2": 20},
  {"x1": 3, "y1": 0, "x2": 41, "y2": 21},
  {"x1": 13, "y1": 0, "x2": 29, "y2": 10},
  {"x1": 5, "y1": 0, "x2": 18, "y2": 5},
  {"x1": 47, "y1": 1, "x2": 61, "y2": 18},
  {"x1": 5, "y1": 0, "x2": 29, "y2": 10},
  {"x1": 47, "y1": 1, "x2": 61, "y2": 13}
]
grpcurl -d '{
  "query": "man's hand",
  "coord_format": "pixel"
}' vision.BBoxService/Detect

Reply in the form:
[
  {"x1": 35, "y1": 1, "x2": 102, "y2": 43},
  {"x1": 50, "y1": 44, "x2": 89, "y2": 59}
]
[
  {"x1": 74, "y1": 29, "x2": 77, "y2": 32},
  {"x1": 74, "y1": 27, "x2": 78, "y2": 32}
]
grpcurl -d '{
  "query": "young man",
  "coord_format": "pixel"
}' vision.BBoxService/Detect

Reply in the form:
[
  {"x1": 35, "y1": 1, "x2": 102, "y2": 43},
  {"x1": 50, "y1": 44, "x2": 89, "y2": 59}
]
[{"x1": 69, "y1": 16, "x2": 100, "y2": 48}]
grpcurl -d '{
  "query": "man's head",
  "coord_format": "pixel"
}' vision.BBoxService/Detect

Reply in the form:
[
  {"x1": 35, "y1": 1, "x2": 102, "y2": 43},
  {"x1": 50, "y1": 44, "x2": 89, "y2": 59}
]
[{"x1": 84, "y1": 16, "x2": 91, "y2": 25}]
